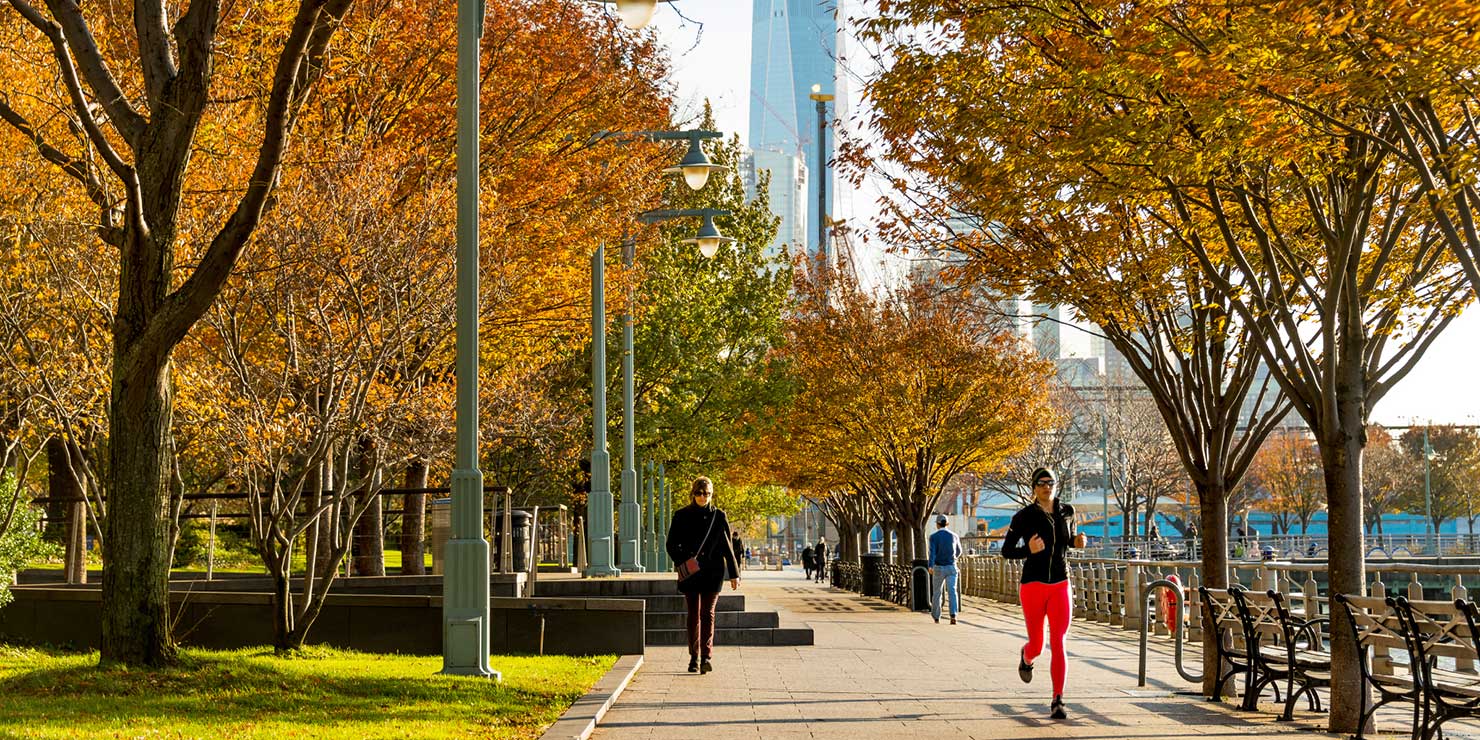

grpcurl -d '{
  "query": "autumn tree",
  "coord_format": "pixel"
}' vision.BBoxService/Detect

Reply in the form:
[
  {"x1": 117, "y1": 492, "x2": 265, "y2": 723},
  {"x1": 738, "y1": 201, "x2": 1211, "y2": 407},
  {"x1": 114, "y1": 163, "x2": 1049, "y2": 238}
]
[
  {"x1": 753, "y1": 260, "x2": 1054, "y2": 561},
  {"x1": 1363, "y1": 426, "x2": 1416, "y2": 536},
  {"x1": 1249, "y1": 432, "x2": 1325, "y2": 536},
  {"x1": 1399, "y1": 426, "x2": 1480, "y2": 540},
  {"x1": 0, "y1": 0, "x2": 362, "y2": 665}
]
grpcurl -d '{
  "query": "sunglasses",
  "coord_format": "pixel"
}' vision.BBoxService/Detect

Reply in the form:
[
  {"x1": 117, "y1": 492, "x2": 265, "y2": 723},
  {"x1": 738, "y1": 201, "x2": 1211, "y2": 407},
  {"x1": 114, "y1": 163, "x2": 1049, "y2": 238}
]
[{"x1": 1034, "y1": 479, "x2": 1055, "y2": 487}]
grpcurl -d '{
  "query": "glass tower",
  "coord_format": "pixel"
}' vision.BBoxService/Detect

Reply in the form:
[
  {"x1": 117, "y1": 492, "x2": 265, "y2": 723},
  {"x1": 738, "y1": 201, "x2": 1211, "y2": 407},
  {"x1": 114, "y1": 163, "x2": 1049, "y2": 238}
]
[{"x1": 749, "y1": 0, "x2": 838, "y2": 260}]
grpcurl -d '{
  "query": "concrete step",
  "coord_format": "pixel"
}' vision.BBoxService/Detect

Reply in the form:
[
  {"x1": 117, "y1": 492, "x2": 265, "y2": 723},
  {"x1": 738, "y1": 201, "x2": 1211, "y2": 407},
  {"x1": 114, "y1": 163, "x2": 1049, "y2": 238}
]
[
  {"x1": 645, "y1": 610, "x2": 779, "y2": 630},
  {"x1": 620, "y1": 594, "x2": 746, "y2": 613},
  {"x1": 646, "y1": 626, "x2": 814, "y2": 647},
  {"x1": 534, "y1": 579, "x2": 680, "y2": 597}
]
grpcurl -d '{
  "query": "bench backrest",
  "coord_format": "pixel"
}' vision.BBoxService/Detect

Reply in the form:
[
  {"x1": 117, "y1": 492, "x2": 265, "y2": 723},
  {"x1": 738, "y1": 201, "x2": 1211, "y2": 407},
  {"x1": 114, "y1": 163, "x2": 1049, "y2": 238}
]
[
  {"x1": 1392, "y1": 596, "x2": 1477, "y2": 665},
  {"x1": 1230, "y1": 587, "x2": 1286, "y2": 646},
  {"x1": 1200, "y1": 587, "x2": 1245, "y2": 649},
  {"x1": 1335, "y1": 593, "x2": 1406, "y2": 654}
]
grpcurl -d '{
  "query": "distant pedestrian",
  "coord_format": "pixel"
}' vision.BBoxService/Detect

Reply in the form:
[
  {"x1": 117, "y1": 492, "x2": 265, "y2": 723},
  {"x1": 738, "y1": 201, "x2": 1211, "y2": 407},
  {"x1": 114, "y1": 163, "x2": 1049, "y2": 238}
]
[
  {"x1": 731, "y1": 532, "x2": 745, "y2": 570},
  {"x1": 1002, "y1": 467, "x2": 1086, "y2": 720},
  {"x1": 928, "y1": 515, "x2": 962, "y2": 624},
  {"x1": 814, "y1": 540, "x2": 828, "y2": 582},
  {"x1": 801, "y1": 545, "x2": 816, "y2": 579},
  {"x1": 666, "y1": 476, "x2": 741, "y2": 675}
]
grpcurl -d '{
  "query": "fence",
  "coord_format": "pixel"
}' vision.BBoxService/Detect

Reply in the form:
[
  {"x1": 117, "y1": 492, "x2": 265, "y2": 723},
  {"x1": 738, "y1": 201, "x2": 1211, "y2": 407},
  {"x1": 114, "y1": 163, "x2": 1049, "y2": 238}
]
[{"x1": 958, "y1": 554, "x2": 1480, "y2": 649}]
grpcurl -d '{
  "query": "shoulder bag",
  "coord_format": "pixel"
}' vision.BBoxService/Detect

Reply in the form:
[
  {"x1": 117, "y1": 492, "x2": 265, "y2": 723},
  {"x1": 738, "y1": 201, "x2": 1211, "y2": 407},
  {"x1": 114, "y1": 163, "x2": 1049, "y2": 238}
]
[{"x1": 676, "y1": 509, "x2": 718, "y2": 582}]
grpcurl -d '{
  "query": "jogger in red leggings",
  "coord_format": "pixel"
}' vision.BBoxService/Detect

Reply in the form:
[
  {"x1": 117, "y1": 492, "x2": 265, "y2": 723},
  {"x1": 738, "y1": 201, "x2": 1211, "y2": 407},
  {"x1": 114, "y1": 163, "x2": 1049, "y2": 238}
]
[{"x1": 1001, "y1": 467, "x2": 1085, "y2": 720}]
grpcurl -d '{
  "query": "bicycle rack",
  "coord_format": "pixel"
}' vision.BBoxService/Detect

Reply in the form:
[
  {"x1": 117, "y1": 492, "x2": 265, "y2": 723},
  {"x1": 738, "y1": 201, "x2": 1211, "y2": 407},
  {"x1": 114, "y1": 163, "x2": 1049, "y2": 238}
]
[{"x1": 1137, "y1": 578, "x2": 1203, "y2": 687}]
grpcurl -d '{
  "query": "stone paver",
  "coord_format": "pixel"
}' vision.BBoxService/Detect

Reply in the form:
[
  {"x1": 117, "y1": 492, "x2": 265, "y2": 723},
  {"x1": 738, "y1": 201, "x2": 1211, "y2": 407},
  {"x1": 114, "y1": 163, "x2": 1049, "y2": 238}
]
[{"x1": 593, "y1": 568, "x2": 1447, "y2": 739}]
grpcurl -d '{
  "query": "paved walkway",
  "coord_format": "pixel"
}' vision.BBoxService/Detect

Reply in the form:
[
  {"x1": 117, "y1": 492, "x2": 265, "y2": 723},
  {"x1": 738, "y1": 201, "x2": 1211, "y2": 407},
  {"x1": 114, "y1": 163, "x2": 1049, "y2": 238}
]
[{"x1": 592, "y1": 568, "x2": 1425, "y2": 740}]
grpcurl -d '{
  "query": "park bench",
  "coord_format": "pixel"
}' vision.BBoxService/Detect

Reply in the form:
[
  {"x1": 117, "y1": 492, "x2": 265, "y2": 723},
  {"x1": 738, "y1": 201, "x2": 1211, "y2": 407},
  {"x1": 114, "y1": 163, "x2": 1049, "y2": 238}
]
[
  {"x1": 1230, "y1": 587, "x2": 1330, "y2": 720},
  {"x1": 833, "y1": 561, "x2": 861, "y2": 592},
  {"x1": 1333, "y1": 593, "x2": 1422, "y2": 740},
  {"x1": 1391, "y1": 596, "x2": 1480, "y2": 740},
  {"x1": 880, "y1": 563, "x2": 910, "y2": 605},
  {"x1": 1200, "y1": 586, "x2": 1265, "y2": 710}
]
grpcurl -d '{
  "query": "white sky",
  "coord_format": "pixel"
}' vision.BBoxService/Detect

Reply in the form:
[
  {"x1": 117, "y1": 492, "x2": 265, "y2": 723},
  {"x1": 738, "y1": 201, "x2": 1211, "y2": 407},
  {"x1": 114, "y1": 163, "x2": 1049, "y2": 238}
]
[{"x1": 645, "y1": 2, "x2": 1480, "y2": 427}]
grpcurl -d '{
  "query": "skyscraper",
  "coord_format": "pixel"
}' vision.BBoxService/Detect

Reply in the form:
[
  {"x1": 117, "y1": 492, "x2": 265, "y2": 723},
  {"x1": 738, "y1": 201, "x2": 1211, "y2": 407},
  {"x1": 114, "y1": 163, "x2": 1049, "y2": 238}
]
[
  {"x1": 749, "y1": 0, "x2": 838, "y2": 260},
  {"x1": 742, "y1": 148, "x2": 808, "y2": 258}
]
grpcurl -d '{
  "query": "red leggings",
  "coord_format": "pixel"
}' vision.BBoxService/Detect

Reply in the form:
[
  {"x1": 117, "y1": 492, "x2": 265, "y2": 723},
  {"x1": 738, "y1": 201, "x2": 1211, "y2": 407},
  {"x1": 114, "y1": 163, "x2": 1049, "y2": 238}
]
[{"x1": 1019, "y1": 580, "x2": 1072, "y2": 696}]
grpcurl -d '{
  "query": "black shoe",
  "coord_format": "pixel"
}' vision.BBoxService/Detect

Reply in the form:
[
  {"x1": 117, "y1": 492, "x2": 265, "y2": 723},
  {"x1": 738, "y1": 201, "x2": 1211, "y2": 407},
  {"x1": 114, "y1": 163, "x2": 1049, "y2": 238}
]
[
  {"x1": 1018, "y1": 649, "x2": 1034, "y2": 684},
  {"x1": 1050, "y1": 695, "x2": 1066, "y2": 720},
  {"x1": 700, "y1": 659, "x2": 713, "y2": 674},
  {"x1": 934, "y1": 616, "x2": 940, "y2": 623},
  {"x1": 688, "y1": 657, "x2": 698, "y2": 673},
  {"x1": 950, "y1": 616, "x2": 957, "y2": 625}
]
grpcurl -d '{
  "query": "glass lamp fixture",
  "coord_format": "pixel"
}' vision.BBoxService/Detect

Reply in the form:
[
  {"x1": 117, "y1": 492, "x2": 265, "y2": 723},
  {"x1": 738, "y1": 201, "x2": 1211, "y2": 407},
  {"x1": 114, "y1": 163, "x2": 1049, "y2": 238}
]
[
  {"x1": 663, "y1": 138, "x2": 727, "y2": 191},
  {"x1": 598, "y1": 0, "x2": 673, "y2": 30},
  {"x1": 682, "y1": 213, "x2": 735, "y2": 258}
]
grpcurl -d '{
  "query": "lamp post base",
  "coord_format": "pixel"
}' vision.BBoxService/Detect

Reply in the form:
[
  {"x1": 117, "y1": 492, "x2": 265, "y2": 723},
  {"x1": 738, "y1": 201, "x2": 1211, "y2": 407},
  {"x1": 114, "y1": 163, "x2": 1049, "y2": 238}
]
[
  {"x1": 617, "y1": 500, "x2": 646, "y2": 572},
  {"x1": 441, "y1": 536, "x2": 500, "y2": 680}
]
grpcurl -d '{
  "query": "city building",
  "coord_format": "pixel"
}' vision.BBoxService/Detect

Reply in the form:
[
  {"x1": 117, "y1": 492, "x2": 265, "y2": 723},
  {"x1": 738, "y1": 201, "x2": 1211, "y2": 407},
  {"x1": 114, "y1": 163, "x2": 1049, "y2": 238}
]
[
  {"x1": 742, "y1": 148, "x2": 808, "y2": 259},
  {"x1": 749, "y1": 0, "x2": 839, "y2": 261}
]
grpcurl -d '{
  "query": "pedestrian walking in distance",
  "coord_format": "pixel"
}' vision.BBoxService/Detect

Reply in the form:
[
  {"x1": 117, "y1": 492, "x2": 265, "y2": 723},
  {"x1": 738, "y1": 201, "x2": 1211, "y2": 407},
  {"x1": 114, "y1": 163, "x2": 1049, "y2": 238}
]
[
  {"x1": 813, "y1": 539, "x2": 828, "y2": 583},
  {"x1": 1002, "y1": 467, "x2": 1086, "y2": 719},
  {"x1": 666, "y1": 477, "x2": 741, "y2": 674},
  {"x1": 731, "y1": 532, "x2": 745, "y2": 571},
  {"x1": 801, "y1": 544, "x2": 816, "y2": 580},
  {"x1": 928, "y1": 514, "x2": 962, "y2": 624}
]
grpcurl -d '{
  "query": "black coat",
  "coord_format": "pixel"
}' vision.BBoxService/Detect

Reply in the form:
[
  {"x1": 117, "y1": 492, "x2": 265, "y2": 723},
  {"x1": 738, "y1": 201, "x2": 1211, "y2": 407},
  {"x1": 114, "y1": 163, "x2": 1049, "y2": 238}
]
[{"x1": 666, "y1": 504, "x2": 740, "y2": 594}]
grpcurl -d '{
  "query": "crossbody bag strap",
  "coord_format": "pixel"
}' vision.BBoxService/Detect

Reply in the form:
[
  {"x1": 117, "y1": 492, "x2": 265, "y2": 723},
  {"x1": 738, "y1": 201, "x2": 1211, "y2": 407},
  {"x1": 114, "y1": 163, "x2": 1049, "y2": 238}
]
[{"x1": 695, "y1": 509, "x2": 717, "y2": 556}]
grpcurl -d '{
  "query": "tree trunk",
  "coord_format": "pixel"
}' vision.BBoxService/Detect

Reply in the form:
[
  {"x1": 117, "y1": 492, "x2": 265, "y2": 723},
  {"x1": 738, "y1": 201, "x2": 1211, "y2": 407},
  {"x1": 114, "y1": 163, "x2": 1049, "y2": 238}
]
[
  {"x1": 44, "y1": 438, "x2": 70, "y2": 543},
  {"x1": 50, "y1": 439, "x2": 87, "y2": 584},
  {"x1": 100, "y1": 360, "x2": 176, "y2": 666},
  {"x1": 1197, "y1": 480, "x2": 1229, "y2": 698},
  {"x1": 898, "y1": 520, "x2": 916, "y2": 562},
  {"x1": 65, "y1": 498, "x2": 87, "y2": 585},
  {"x1": 400, "y1": 459, "x2": 428, "y2": 575},
  {"x1": 881, "y1": 522, "x2": 894, "y2": 565},
  {"x1": 1322, "y1": 361, "x2": 1369, "y2": 734},
  {"x1": 351, "y1": 440, "x2": 383, "y2": 577}
]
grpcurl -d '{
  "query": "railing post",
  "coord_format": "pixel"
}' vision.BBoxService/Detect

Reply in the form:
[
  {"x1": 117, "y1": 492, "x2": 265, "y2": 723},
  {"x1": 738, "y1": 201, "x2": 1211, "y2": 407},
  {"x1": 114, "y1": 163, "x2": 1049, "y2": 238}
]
[
  {"x1": 1122, "y1": 561, "x2": 1142, "y2": 630},
  {"x1": 1456, "y1": 574, "x2": 1475, "y2": 673},
  {"x1": 1304, "y1": 571, "x2": 1320, "y2": 619}
]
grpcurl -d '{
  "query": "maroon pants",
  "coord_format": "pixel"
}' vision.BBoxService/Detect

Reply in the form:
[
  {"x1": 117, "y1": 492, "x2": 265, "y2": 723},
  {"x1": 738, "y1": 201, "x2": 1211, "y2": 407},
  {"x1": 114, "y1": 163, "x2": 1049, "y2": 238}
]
[{"x1": 685, "y1": 591, "x2": 721, "y2": 658}]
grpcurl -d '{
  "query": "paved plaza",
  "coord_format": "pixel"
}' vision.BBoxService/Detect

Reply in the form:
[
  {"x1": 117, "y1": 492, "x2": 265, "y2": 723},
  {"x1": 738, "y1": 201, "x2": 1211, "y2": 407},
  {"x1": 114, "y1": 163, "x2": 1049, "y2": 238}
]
[{"x1": 593, "y1": 568, "x2": 1456, "y2": 740}]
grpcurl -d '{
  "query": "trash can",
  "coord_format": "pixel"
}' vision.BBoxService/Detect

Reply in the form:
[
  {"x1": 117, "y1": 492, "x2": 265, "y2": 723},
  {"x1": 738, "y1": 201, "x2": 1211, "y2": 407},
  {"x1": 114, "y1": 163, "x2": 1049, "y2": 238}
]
[
  {"x1": 429, "y1": 498, "x2": 451, "y2": 575},
  {"x1": 911, "y1": 558, "x2": 931, "y2": 612},
  {"x1": 493, "y1": 510, "x2": 533, "y2": 572},
  {"x1": 861, "y1": 553, "x2": 884, "y2": 598}
]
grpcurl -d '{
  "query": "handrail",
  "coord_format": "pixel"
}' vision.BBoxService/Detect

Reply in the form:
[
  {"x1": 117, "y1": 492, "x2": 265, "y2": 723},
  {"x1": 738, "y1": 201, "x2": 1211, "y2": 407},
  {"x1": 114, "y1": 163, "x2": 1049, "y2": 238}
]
[{"x1": 1138, "y1": 578, "x2": 1202, "y2": 687}]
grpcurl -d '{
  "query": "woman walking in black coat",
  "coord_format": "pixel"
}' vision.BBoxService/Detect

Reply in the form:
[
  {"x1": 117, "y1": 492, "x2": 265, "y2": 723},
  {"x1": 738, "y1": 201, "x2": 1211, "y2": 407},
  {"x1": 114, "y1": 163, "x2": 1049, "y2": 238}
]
[{"x1": 666, "y1": 476, "x2": 740, "y2": 674}]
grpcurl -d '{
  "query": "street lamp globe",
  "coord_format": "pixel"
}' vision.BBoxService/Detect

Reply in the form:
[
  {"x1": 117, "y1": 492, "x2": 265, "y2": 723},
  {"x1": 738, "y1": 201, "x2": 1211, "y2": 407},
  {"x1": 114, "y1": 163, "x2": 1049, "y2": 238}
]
[
  {"x1": 663, "y1": 137, "x2": 726, "y2": 191},
  {"x1": 682, "y1": 213, "x2": 734, "y2": 258},
  {"x1": 600, "y1": 0, "x2": 667, "y2": 30}
]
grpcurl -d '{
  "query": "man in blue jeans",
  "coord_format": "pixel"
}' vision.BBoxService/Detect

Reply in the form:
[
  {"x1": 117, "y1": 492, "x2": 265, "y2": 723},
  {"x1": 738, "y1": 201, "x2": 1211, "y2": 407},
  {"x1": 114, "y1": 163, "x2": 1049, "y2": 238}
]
[{"x1": 928, "y1": 514, "x2": 962, "y2": 624}]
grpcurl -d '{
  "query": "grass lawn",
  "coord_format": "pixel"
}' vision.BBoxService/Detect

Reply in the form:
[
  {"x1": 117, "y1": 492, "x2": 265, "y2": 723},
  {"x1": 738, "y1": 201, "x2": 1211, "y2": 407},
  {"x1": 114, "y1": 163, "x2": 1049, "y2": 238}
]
[{"x1": 0, "y1": 644, "x2": 615, "y2": 739}]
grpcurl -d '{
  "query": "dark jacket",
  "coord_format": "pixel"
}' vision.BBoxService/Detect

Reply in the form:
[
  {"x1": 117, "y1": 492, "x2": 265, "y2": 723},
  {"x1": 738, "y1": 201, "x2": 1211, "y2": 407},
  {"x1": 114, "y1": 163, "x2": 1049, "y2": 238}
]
[
  {"x1": 1001, "y1": 500, "x2": 1078, "y2": 584},
  {"x1": 814, "y1": 542, "x2": 827, "y2": 563},
  {"x1": 666, "y1": 503, "x2": 740, "y2": 594}
]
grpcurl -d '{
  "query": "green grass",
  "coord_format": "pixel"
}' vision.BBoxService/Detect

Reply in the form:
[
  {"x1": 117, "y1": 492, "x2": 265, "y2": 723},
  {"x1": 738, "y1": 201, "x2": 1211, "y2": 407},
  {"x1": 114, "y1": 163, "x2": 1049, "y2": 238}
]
[{"x1": 0, "y1": 645, "x2": 616, "y2": 739}]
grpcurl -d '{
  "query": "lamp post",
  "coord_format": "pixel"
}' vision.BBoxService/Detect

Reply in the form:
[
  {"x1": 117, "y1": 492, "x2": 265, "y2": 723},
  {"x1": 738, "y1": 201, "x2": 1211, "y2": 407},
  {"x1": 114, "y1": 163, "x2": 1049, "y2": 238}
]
[
  {"x1": 441, "y1": 0, "x2": 496, "y2": 679},
  {"x1": 442, "y1": 0, "x2": 679, "y2": 677},
  {"x1": 1425, "y1": 424, "x2": 1435, "y2": 555},
  {"x1": 808, "y1": 83, "x2": 835, "y2": 262},
  {"x1": 583, "y1": 131, "x2": 727, "y2": 576}
]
